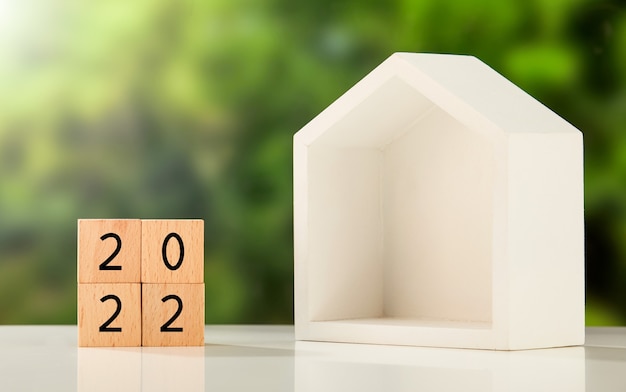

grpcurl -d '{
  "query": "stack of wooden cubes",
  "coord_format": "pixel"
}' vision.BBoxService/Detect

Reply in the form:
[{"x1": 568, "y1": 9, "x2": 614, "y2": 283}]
[{"x1": 77, "y1": 219, "x2": 205, "y2": 347}]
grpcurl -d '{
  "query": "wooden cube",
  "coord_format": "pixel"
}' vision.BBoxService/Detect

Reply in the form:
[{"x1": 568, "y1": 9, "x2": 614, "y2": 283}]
[
  {"x1": 78, "y1": 219, "x2": 141, "y2": 283},
  {"x1": 142, "y1": 283, "x2": 205, "y2": 346},
  {"x1": 78, "y1": 283, "x2": 142, "y2": 347},
  {"x1": 141, "y1": 220, "x2": 204, "y2": 283}
]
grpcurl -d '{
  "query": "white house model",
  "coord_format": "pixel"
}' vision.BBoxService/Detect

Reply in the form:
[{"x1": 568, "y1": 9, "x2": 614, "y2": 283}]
[{"x1": 293, "y1": 53, "x2": 584, "y2": 350}]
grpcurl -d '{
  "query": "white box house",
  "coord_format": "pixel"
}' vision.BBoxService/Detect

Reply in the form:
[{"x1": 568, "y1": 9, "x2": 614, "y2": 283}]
[{"x1": 293, "y1": 53, "x2": 584, "y2": 350}]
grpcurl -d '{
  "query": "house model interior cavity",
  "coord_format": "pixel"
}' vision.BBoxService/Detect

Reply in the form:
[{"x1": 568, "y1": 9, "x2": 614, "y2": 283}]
[{"x1": 293, "y1": 52, "x2": 584, "y2": 350}]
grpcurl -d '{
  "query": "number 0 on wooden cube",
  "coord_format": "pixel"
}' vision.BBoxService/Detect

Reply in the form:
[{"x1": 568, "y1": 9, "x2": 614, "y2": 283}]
[{"x1": 141, "y1": 220, "x2": 204, "y2": 283}]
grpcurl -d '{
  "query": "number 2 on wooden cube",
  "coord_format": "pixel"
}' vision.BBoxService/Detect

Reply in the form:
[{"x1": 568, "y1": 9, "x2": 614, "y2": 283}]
[
  {"x1": 78, "y1": 283, "x2": 141, "y2": 347},
  {"x1": 78, "y1": 219, "x2": 141, "y2": 283},
  {"x1": 142, "y1": 283, "x2": 204, "y2": 346}
]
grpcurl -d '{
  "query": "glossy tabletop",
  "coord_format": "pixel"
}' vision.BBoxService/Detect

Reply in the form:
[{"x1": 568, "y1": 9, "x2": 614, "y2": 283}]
[{"x1": 0, "y1": 325, "x2": 624, "y2": 391}]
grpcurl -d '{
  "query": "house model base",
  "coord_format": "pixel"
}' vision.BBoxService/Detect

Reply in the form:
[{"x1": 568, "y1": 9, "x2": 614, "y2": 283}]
[{"x1": 293, "y1": 53, "x2": 584, "y2": 350}]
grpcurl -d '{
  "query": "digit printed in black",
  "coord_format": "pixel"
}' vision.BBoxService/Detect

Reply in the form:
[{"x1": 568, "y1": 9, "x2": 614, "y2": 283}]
[
  {"x1": 162, "y1": 233, "x2": 184, "y2": 271},
  {"x1": 160, "y1": 294, "x2": 183, "y2": 332},
  {"x1": 98, "y1": 233, "x2": 122, "y2": 270},
  {"x1": 99, "y1": 294, "x2": 122, "y2": 332}
]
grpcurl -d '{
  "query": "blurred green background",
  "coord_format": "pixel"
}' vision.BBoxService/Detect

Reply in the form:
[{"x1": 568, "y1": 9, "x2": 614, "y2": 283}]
[{"x1": 0, "y1": 0, "x2": 625, "y2": 325}]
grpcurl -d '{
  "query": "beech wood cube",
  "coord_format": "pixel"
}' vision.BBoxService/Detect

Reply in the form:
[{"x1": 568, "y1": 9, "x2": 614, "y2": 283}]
[
  {"x1": 78, "y1": 218, "x2": 205, "y2": 347},
  {"x1": 142, "y1": 283, "x2": 205, "y2": 346},
  {"x1": 78, "y1": 219, "x2": 141, "y2": 283},
  {"x1": 141, "y1": 220, "x2": 204, "y2": 284},
  {"x1": 78, "y1": 283, "x2": 142, "y2": 347}
]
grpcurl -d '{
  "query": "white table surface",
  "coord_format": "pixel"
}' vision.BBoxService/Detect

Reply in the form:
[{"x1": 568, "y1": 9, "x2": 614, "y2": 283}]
[{"x1": 0, "y1": 325, "x2": 624, "y2": 391}]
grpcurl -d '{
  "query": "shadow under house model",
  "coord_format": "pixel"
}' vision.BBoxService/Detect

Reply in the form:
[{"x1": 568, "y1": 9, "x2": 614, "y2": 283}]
[{"x1": 293, "y1": 53, "x2": 584, "y2": 350}]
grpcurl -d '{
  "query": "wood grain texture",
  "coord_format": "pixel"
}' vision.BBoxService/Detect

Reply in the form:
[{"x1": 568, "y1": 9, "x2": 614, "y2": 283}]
[
  {"x1": 141, "y1": 220, "x2": 204, "y2": 283},
  {"x1": 78, "y1": 283, "x2": 141, "y2": 347},
  {"x1": 78, "y1": 219, "x2": 141, "y2": 283},
  {"x1": 142, "y1": 283, "x2": 205, "y2": 347}
]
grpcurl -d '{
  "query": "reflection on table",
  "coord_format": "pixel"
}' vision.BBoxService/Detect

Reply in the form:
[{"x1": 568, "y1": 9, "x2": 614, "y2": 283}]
[{"x1": 0, "y1": 326, "x2": 625, "y2": 391}]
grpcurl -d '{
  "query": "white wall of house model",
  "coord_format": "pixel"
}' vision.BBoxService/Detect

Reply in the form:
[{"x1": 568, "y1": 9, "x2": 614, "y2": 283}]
[{"x1": 293, "y1": 52, "x2": 584, "y2": 350}]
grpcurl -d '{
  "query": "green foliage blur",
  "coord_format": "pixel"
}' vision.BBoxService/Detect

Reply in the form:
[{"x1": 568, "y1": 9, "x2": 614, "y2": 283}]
[{"x1": 0, "y1": 0, "x2": 625, "y2": 325}]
